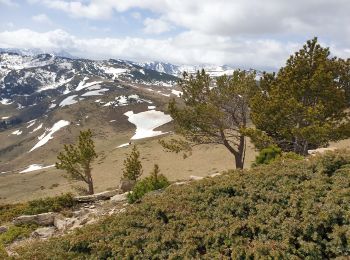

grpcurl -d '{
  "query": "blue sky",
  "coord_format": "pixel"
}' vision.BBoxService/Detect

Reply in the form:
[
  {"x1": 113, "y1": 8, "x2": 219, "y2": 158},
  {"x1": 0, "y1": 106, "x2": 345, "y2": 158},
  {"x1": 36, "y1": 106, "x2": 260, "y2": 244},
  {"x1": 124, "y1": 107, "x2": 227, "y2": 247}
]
[{"x1": 1, "y1": 0, "x2": 350, "y2": 70}]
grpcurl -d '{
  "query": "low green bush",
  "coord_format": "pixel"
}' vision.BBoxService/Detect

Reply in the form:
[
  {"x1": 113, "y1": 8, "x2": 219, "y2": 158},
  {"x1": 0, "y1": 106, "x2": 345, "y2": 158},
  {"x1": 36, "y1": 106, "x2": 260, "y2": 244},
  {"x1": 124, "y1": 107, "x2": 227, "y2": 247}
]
[
  {"x1": 0, "y1": 224, "x2": 37, "y2": 245},
  {"x1": 13, "y1": 151, "x2": 350, "y2": 258},
  {"x1": 0, "y1": 193, "x2": 76, "y2": 225},
  {"x1": 0, "y1": 243, "x2": 7, "y2": 259},
  {"x1": 128, "y1": 164, "x2": 170, "y2": 203},
  {"x1": 253, "y1": 145, "x2": 282, "y2": 165}
]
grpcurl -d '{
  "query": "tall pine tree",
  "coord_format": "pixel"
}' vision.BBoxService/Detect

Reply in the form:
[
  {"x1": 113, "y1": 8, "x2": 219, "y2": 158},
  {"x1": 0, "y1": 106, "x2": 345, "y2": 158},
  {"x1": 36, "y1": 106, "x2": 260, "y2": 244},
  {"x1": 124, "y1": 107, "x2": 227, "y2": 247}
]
[{"x1": 249, "y1": 38, "x2": 350, "y2": 155}]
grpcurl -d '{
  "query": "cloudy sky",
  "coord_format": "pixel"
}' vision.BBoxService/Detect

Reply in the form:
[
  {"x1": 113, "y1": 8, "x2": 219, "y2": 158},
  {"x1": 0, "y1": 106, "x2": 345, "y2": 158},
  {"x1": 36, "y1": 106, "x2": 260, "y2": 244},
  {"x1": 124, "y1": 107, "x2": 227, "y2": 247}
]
[{"x1": 1, "y1": 0, "x2": 350, "y2": 70}]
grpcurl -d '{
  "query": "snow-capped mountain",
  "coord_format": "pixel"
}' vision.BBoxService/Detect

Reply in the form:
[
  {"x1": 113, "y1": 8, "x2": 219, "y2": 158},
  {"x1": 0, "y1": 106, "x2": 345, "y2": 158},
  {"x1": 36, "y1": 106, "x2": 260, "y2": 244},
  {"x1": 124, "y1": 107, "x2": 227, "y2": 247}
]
[
  {"x1": 0, "y1": 52, "x2": 178, "y2": 107},
  {"x1": 0, "y1": 48, "x2": 77, "y2": 59},
  {"x1": 136, "y1": 61, "x2": 253, "y2": 78}
]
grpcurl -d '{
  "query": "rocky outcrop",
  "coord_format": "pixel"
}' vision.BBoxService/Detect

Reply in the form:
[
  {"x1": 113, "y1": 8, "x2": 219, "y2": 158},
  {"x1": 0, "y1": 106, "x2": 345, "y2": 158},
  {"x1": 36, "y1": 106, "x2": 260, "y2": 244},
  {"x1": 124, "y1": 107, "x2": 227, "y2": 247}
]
[
  {"x1": 13, "y1": 212, "x2": 55, "y2": 226},
  {"x1": 119, "y1": 180, "x2": 136, "y2": 193},
  {"x1": 31, "y1": 227, "x2": 56, "y2": 239},
  {"x1": 110, "y1": 192, "x2": 128, "y2": 203},
  {"x1": 308, "y1": 147, "x2": 336, "y2": 155},
  {"x1": 74, "y1": 189, "x2": 119, "y2": 202}
]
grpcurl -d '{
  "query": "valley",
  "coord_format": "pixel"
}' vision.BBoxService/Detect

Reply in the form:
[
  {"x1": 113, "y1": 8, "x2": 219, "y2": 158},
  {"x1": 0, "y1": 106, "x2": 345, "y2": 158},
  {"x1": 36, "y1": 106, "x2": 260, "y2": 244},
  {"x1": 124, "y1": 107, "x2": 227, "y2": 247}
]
[{"x1": 0, "y1": 51, "x2": 260, "y2": 203}]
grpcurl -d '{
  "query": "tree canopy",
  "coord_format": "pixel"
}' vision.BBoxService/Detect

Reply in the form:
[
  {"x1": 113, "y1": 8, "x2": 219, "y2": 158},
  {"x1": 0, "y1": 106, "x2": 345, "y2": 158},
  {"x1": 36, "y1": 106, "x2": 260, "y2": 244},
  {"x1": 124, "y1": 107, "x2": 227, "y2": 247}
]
[
  {"x1": 162, "y1": 69, "x2": 257, "y2": 168},
  {"x1": 249, "y1": 37, "x2": 350, "y2": 155},
  {"x1": 122, "y1": 145, "x2": 143, "y2": 181},
  {"x1": 56, "y1": 129, "x2": 97, "y2": 195}
]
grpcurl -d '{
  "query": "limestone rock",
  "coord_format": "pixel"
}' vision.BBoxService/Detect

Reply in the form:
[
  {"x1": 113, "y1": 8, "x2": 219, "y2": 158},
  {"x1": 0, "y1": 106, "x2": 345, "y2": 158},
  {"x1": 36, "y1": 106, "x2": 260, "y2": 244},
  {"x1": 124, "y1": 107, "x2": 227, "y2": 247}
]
[
  {"x1": 308, "y1": 147, "x2": 336, "y2": 155},
  {"x1": 119, "y1": 180, "x2": 135, "y2": 193},
  {"x1": 110, "y1": 192, "x2": 128, "y2": 203},
  {"x1": 31, "y1": 227, "x2": 56, "y2": 239},
  {"x1": 189, "y1": 175, "x2": 204, "y2": 180},
  {"x1": 13, "y1": 212, "x2": 55, "y2": 226},
  {"x1": 74, "y1": 189, "x2": 119, "y2": 203}
]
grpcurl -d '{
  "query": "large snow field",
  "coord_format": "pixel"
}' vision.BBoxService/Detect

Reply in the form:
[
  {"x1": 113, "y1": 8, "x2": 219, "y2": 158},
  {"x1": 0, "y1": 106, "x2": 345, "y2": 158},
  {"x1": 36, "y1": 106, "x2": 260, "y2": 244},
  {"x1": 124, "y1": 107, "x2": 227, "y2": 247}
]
[{"x1": 124, "y1": 110, "x2": 172, "y2": 140}]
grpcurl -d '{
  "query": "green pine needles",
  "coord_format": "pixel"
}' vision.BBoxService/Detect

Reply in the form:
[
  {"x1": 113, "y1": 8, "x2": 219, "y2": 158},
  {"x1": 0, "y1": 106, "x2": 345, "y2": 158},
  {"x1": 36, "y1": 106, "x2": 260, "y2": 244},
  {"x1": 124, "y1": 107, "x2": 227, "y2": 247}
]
[
  {"x1": 56, "y1": 129, "x2": 98, "y2": 195},
  {"x1": 122, "y1": 145, "x2": 143, "y2": 181}
]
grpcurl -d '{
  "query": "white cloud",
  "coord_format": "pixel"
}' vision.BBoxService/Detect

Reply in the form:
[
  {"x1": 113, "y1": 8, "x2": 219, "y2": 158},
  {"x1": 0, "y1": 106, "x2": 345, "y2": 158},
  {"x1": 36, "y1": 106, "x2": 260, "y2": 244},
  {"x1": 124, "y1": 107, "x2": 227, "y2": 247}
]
[
  {"x1": 131, "y1": 12, "x2": 141, "y2": 20},
  {"x1": 0, "y1": 0, "x2": 18, "y2": 6},
  {"x1": 2, "y1": 28, "x2": 349, "y2": 70},
  {"x1": 143, "y1": 18, "x2": 171, "y2": 34},
  {"x1": 32, "y1": 14, "x2": 52, "y2": 24},
  {"x1": 27, "y1": 1, "x2": 350, "y2": 35}
]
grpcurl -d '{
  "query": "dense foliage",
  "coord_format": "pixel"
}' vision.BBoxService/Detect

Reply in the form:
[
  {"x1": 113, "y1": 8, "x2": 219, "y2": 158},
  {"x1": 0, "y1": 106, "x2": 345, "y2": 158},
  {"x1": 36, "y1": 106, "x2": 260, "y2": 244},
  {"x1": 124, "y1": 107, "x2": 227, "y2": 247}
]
[
  {"x1": 56, "y1": 129, "x2": 98, "y2": 194},
  {"x1": 249, "y1": 38, "x2": 350, "y2": 155},
  {"x1": 122, "y1": 145, "x2": 143, "y2": 181},
  {"x1": 14, "y1": 151, "x2": 350, "y2": 259},
  {"x1": 127, "y1": 164, "x2": 170, "y2": 203},
  {"x1": 162, "y1": 70, "x2": 256, "y2": 169}
]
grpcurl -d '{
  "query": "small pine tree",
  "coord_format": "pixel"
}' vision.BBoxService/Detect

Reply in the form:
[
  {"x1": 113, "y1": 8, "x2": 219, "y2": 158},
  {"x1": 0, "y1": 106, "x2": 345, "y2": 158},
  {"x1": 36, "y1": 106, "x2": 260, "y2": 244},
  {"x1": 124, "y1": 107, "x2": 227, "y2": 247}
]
[
  {"x1": 122, "y1": 145, "x2": 142, "y2": 181},
  {"x1": 56, "y1": 129, "x2": 97, "y2": 195},
  {"x1": 127, "y1": 164, "x2": 170, "y2": 203}
]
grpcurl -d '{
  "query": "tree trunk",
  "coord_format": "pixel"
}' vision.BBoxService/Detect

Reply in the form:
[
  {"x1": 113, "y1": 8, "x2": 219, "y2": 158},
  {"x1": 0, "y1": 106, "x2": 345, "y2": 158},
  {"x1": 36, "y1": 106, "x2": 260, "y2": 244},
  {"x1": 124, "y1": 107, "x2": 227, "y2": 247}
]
[
  {"x1": 87, "y1": 179, "x2": 94, "y2": 195},
  {"x1": 234, "y1": 135, "x2": 245, "y2": 169},
  {"x1": 85, "y1": 168, "x2": 94, "y2": 195}
]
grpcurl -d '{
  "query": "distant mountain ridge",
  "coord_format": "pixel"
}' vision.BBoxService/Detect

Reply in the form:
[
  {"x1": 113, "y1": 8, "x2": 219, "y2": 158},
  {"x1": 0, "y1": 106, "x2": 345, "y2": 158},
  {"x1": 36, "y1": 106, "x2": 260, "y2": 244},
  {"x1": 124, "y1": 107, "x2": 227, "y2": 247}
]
[
  {"x1": 0, "y1": 51, "x2": 178, "y2": 108},
  {"x1": 0, "y1": 48, "x2": 77, "y2": 59},
  {"x1": 1, "y1": 48, "x2": 261, "y2": 78}
]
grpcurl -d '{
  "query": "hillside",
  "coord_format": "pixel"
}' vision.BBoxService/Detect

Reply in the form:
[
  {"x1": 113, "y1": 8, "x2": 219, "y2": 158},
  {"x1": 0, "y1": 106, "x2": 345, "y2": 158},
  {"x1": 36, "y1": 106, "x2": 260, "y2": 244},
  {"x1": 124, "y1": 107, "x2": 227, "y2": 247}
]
[
  {"x1": 0, "y1": 51, "x2": 261, "y2": 203},
  {"x1": 9, "y1": 151, "x2": 350, "y2": 259}
]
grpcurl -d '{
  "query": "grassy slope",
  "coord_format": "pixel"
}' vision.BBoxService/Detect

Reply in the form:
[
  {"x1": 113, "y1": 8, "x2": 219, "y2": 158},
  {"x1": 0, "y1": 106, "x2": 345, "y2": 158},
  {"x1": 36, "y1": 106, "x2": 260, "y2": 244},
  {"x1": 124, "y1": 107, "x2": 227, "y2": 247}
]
[{"x1": 12, "y1": 151, "x2": 350, "y2": 259}]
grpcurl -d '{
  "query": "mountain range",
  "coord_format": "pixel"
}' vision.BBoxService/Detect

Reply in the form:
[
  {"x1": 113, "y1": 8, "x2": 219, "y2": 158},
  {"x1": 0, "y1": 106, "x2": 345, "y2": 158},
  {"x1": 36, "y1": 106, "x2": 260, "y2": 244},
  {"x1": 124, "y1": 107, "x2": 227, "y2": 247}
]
[{"x1": 0, "y1": 49, "x2": 261, "y2": 202}]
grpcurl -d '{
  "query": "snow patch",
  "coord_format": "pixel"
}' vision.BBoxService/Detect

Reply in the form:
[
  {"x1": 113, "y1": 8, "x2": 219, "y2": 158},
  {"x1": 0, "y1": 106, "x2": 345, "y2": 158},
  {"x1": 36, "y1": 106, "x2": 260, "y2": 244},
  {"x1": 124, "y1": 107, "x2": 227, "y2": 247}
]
[
  {"x1": 20, "y1": 164, "x2": 55, "y2": 173},
  {"x1": 0, "y1": 98, "x2": 13, "y2": 105},
  {"x1": 171, "y1": 90, "x2": 183, "y2": 97},
  {"x1": 59, "y1": 95, "x2": 78, "y2": 107},
  {"x1": 117, "y1": 143, "x2": 130, "y2": 148},
  {"x1": 30, "y1": 123, "x2": 43, "y2": 133},
  {"x1": 124, "y1": 110, "x2": 172, "y2": 140},
  {"x1": 76, "y1": 77, "x2": 103, "y2": 91},
  {"x1": 82, "y1": 88, "x2": 109, "y2": 96},
  {"x1": 12, "y1": 130, "x2": 22, "y2": 135},
  {"x1": 26, "y1": 120, "x2": 36, "y2": 128},
  {"x1": 29, "y1": 120, "x2": 70, "y2": 152}
]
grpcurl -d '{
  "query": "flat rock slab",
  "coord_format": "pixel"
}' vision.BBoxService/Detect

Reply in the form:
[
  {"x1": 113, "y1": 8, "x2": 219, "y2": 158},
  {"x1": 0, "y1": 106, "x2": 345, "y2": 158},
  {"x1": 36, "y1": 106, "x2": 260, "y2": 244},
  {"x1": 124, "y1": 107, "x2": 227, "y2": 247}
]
[
  {"x1": 31, "y1": 227, "x2": 56, "y2": 239},
  {"x1": 74, "y1": 189, "x2": 119, "y2": 202},
  {"x1": 13, "y1": 212, "x2": 55, "y2": 226},
  {"x1": 110, "y1": 192, "x2": 128, "y2": 203}
]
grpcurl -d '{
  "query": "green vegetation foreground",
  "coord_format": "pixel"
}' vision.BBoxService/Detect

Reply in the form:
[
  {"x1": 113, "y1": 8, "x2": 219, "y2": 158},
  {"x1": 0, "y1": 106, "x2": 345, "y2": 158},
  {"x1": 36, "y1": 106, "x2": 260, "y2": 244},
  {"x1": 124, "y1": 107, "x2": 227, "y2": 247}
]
[{"x1": 13, "y1": 151, "x2": 350, "y2": 259}]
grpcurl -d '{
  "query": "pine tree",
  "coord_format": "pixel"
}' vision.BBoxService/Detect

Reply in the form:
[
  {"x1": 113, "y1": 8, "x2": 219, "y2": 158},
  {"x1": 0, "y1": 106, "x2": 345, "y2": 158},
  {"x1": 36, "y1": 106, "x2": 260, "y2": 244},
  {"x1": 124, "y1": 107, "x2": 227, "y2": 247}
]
[
  {"x1": 249, "y1": 38, "x2": 350, "y2": 155},
  {"x1": 161, "y1": 69, "x2": 256, "y2": 169},
  {"x1": 56, "y1": 129, "x2": 97, "y2": 195},
  {"x1": 122, "y1": 145, "x2": 143, "y2": 181}
]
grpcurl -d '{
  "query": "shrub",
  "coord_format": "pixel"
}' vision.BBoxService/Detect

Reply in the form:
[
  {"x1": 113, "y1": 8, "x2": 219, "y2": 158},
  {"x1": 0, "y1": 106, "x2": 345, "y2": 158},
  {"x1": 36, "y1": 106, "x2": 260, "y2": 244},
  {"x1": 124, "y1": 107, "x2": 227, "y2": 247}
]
[
  {"x1": 0, "y1": 193, "x2": 76, "y2": 225},
  {"x1": 310, "y1": 149, "x2": 350, "y2": 176},
  {"x1": 122, "y1": 145, "x2": 143, "y2": 181},
  {"x1": 0, "y1": 224, "x2": 37, "y2": 245},
  {"x1": 0, "y1": 243, "x2": 7, "y2": 258},
  {"x1": 253, "y1": 145, "x2": 282, "y2": 166},
  {"x1": 127, "y1": 164, "x2": 170, "y2": 203},
  {"x1": 13, "y1": 151, "x2": 350, "y2": 258}
]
